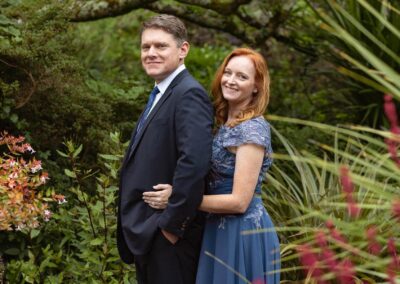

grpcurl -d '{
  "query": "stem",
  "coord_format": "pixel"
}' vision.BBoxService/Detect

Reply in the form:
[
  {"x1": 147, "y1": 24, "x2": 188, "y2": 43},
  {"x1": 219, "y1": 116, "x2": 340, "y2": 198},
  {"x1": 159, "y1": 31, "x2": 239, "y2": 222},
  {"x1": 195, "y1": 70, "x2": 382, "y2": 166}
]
[{"x1": 70, "y1": 156, "x2": 97, "y2": 238}]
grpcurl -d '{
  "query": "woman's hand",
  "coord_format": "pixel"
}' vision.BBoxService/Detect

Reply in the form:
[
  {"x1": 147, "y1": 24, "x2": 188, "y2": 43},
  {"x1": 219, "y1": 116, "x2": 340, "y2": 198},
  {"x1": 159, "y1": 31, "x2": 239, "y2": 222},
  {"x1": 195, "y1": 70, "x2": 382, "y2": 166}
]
[{"x1": 142, "y1": 184, "x2": 172, "y2": 209}]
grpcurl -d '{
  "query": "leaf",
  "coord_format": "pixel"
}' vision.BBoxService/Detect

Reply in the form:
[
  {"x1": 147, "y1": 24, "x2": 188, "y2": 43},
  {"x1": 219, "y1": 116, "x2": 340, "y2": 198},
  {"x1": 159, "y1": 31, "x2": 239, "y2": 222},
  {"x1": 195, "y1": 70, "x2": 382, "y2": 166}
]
[
  {"x1": 89, "y1": 238, "x2": 103, "y2": 246},
  {"x1": 30, "y1": 229, "x2": 40, "y2": 239},
  {"x1": 4, "y1": 248, "x2": 20, "y2": 255},
  {"x1": 56, "y1": 150, "x2": 69, "y2": 158},
  {"x1": 73, "y1": 144, "x2": 83, "y2": 158},
  {"x1": 9, "y1": 113, "x2": 18, "y2": 123},
  {"x1": 98, "y1": 154, "x2": 120, "y2": 161},
  {"x1": 64, "y1": 169, "x2": 76, "y2": 178}
]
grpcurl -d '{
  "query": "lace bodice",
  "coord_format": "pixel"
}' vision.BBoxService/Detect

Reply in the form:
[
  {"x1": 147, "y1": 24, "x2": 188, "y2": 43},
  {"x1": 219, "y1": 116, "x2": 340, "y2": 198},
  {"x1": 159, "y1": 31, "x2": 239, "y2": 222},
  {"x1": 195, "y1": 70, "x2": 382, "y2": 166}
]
[{"x1": 209, "y1": 116, "x2": 273, "y2": 193}]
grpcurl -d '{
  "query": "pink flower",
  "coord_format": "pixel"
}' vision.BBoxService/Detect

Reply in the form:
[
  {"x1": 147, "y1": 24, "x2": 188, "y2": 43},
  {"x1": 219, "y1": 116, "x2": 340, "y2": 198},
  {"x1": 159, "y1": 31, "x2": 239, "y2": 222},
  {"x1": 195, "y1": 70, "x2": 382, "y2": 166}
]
[
  {"x1": 384, "y1": 94, "x2": 399, "y2": 132},
  {"x1": 340, "y1": 166, "x2": 354, "y2": 194},
  {"x1": 315, "y1": 230, "x2": 328, "y2": 247},
  {"x1": 30, "y1": 159, "x2": 42, "y2": 173},
  {"x1": 385, "y1": 139, "x2": 400, "y2": 168},
  {"x1": 339, "y1": 166, "x2": 361, "y2": 218},
  {"x1": 335, "y1": 258, "x2": 356, "y2": 284},
  {"x1": 43, "y1": 209, "x2": 52, "y2": 222},
  {"x1": 392, "y1": 199, "x2": 400, "y2": 222},
  {"x1": 39, "y1": 172, "x2": 49, "y2": 184},
  {"x1": 347, "y1": 199, "x2": 361, "y2": 219},
  {"x1": 365, "y1": 226, "x2": 381, "y2": 255},
  {"x1": 297, "y1": 244, "x2": 326, "y2": 282},
  {"x1": 52, "y1": 194, "x2": 67, "y2": 204},
  {"x1": 325, "y1": 219, "x2": 335, "y2": 229}
]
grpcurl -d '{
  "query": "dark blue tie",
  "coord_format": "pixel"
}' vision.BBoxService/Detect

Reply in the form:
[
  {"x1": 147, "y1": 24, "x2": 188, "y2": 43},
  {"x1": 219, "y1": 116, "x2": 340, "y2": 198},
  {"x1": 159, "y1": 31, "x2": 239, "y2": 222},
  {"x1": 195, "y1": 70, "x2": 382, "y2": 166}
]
[
  {"x1": 127, "y1": 86, "x2": 160, "y2": 159},
  {"x1": 136, "y1": 86, "x2": 159, "y2": 134}
]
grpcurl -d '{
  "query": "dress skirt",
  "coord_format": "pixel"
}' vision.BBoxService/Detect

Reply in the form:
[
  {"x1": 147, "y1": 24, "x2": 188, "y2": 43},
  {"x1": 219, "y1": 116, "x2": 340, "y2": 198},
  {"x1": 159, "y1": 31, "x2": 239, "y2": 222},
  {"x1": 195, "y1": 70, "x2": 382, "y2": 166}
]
[{"x1": 196, "y1": 180, "x2": 280, "y2": 284}]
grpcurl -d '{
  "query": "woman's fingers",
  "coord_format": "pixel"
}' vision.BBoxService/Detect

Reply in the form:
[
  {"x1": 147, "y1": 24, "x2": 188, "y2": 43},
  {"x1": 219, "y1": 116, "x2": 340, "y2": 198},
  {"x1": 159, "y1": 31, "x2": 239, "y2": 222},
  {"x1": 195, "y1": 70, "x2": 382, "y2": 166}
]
[
  {"x1": 153, "y1": 184, "x2": 172, "y2": 190},
  {"x1": 142, "y1": 184, "x2": 172, "y2": 209}
]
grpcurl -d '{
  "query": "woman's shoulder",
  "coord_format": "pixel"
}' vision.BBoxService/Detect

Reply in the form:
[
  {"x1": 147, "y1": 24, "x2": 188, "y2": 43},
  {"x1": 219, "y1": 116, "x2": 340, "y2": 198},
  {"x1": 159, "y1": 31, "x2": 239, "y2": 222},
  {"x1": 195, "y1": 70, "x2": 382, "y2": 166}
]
[{"x1": 235, "y1": 116, "x2": 270, "y2": 133}]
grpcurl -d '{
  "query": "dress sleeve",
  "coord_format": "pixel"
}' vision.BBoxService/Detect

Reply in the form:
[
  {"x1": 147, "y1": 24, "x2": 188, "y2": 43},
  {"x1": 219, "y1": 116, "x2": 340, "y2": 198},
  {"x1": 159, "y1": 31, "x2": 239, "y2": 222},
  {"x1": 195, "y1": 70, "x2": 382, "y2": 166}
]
[{"x1": 222, "y1": 118, "x2": 271, "y2": 151}]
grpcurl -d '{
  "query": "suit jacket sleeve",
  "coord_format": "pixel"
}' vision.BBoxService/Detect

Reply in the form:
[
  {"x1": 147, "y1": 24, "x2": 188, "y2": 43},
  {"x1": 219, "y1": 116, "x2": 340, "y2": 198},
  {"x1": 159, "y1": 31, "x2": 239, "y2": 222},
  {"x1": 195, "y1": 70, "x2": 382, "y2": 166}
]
[{"x1": 158, "y1": 86, "x2": 213, "y2": 237}]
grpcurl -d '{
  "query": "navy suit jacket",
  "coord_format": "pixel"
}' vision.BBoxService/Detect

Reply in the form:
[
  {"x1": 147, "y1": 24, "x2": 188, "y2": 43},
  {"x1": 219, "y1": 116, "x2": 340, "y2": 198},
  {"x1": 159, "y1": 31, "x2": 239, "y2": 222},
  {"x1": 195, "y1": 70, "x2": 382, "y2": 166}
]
[{"x1": 117, "y1": 69, "x2": 213, "y2": 264}]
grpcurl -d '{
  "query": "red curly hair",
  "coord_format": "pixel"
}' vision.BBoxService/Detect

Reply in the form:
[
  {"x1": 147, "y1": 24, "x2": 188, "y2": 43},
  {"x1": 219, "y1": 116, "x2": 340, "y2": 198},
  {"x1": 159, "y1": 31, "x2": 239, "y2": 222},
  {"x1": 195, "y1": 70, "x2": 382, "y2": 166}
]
[{"x1": 212, "y1": 48, "x2": 270, "y2": 127}]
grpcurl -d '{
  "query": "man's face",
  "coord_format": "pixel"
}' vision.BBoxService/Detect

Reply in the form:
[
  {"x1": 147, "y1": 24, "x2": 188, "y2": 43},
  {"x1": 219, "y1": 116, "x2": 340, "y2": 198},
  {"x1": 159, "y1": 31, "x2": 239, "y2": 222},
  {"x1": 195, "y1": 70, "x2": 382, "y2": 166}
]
[{"x1": 141, "y1": 28, "x2": 189, "y2": 83}]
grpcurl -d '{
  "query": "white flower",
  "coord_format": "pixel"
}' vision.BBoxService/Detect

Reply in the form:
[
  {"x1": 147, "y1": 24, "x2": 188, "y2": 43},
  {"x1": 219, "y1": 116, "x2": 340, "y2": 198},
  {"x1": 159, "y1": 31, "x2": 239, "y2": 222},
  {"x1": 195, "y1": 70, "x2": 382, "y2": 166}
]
[
  {"x1": 58, "y1": 198, "x2": 67, "y2": 204},
  {"x1": 16, "y1": 223, "x2": 26, "y2": 231},
  {"x1": 43, "y1": 210, "x2": 52, "y2": 221},
  {"x1": 40, "y1": 175, "x2": 49, "y2": 184},
  {"x1": 31, "y1": 162, "x2": 42, "y2": 173},
  {"x1": 9, "y1": 172, "x2": 18, "y2": 179},
  {"x1": 26, "y1": 145, "x2": 35, "y2": 153}
]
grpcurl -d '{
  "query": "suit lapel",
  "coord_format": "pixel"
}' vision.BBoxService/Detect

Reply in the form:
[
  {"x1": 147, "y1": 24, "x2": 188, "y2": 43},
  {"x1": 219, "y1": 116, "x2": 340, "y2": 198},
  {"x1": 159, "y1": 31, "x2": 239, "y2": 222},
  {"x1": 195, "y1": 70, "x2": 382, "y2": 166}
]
[{"x1": 125, "y1": 69, "x2": 189, "y2": 163}]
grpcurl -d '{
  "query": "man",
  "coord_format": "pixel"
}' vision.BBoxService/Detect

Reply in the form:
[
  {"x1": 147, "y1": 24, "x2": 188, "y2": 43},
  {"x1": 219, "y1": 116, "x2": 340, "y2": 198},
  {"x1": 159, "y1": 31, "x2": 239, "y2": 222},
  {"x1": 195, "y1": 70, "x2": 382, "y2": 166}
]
[{"x1": 117, "y1": 14, "x2": 213, "y2": 284}]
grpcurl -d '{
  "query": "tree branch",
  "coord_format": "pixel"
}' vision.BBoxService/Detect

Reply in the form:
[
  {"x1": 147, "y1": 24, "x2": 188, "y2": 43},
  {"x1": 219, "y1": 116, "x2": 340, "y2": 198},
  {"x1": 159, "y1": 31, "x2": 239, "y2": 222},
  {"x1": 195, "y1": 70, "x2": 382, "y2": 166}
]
[
  {"x1": 69, "y1": 0, "x2": 157, "y2": 22},
  {"x1": 175, "y1": 0, "x2": 252, "y2": 15},
  {"x1": 143, "y1": 1, "x2": 268, "y2": 45}
]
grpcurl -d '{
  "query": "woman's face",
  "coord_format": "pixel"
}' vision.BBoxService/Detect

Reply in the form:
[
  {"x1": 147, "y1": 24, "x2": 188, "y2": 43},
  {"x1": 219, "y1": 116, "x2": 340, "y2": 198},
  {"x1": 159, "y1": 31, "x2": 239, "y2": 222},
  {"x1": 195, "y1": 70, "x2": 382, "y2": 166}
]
[{"x1": 220, "y1": 55, "x2": 257, "y2": 108}]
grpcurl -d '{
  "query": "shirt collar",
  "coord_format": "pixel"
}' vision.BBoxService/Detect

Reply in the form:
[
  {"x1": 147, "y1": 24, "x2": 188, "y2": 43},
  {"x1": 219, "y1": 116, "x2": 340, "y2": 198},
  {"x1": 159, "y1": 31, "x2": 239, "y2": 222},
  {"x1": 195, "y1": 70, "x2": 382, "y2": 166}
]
[{"x1": 156, "y1": 64, "x2": 186, "y2": 95}]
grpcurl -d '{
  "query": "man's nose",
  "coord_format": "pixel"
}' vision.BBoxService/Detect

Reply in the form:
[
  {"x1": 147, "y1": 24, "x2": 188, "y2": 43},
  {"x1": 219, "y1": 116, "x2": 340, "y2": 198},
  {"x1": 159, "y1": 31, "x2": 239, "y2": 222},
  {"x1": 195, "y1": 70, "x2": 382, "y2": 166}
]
[{"x1": 148, "y1": 46, "x2": 157, "y2": 56}]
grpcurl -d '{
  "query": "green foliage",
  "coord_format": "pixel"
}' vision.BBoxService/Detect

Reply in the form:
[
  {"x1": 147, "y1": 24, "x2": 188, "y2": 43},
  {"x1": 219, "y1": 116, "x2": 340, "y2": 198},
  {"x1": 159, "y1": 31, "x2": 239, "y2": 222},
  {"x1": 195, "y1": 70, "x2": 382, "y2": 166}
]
[
  {"x1": 307, "y1": 0, "x2": 400, "y2": 125},
  {"x1": 4, "y1": 133, "x2": 135, "y2": 283},
  {"x1": 265, "y1": 115, "x2": 400, "y2": 281}
]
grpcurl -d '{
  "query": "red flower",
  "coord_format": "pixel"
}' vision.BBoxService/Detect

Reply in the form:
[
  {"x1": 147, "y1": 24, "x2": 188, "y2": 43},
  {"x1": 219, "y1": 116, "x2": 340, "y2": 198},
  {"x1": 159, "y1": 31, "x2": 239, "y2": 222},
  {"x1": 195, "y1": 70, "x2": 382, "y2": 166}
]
[
  {"x1": 339, "y1": 166, "x2": 361, "y2": 218},
  {"x1": 384, "y1": 94, "x2": 399, "y2": 127},
  {"x1": 340, "y1": 166, "x2": 354, "y2": 194},
  {"x1": 392, "y1": 199, "x2": 400, "y2": 222},
  {"x1": 335, "y1": 258, "x2": 356, "y2": 284},
  {"x1": 315, "y1": 230, "x2": 328, "y2": 247},
  {"x1": 365, "y1": 226, "x2": 381, "y2": 255},
  {"x1": 297, "y1": 244, "x2": 325, "y2": 282}
]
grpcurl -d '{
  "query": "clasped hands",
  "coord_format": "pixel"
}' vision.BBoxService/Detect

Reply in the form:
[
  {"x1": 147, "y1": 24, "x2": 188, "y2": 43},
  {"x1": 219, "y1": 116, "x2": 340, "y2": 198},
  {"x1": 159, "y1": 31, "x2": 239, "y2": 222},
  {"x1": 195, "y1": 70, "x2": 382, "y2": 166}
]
[{"x1": 142, "y1": 184, "x2": 177, "y2": 244}]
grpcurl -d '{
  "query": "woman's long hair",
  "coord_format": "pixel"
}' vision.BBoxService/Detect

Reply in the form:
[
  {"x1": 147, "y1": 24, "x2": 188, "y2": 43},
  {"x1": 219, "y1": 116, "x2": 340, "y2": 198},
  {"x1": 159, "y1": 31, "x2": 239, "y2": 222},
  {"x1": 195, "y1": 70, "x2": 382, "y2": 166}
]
[{"x1": 212, "y1": 48, "x2": 270, "y2": 127}]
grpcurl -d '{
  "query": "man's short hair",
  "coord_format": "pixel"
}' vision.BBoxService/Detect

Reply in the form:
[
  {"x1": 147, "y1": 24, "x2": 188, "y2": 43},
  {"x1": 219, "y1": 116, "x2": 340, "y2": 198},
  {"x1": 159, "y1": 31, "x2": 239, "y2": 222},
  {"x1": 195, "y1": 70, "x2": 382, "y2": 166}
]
[{"x1": 141, "y1": 14, "x2": 188, "y2": 46}]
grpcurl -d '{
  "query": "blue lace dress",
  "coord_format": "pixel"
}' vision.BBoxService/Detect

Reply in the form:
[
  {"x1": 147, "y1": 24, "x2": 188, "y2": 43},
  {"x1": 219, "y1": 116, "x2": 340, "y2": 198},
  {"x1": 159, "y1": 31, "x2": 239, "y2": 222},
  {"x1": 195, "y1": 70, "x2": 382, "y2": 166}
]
[{"x1": 196, "y1": 117, "x2": 280, "y2": 284}]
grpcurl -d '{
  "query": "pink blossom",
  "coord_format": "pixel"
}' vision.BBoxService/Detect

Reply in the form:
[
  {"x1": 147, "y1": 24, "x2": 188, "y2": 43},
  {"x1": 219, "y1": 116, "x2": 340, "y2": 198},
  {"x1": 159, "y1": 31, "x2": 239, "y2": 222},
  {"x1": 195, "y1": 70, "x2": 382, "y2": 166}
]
[
  {"x1": 392, "y1": 199, "x2": 400, "y2": 222},
  {"x1": 43, "y1": 210, "x2": 52, "y2": 222},
  {"x1": 325, "y1": 219, "x2": 335, "y2": 229},
  {"x1": 339, "y1": 166, "x2": 361, "y2": 218},
  {"x1": 347, "y1": 199, "x2": 361, "y2": 219},
  {"x1": 385, "y1": 139, "x2": 400, "y2": 168},
  {"x1": 315, "y1": 230, "x2": 328, "y2": 247},
  {"x1": 8, "y1": 172, "x2": 18, "y2": 179},
  {"x1": 365, "y1": 226, "x2": 381, "y2": 255},
  {"x1": 384, "y1": 95, "x2": 399, "y2": 133},
  {"x1": 297, "y1": 244, "x2": 326, "y2": 282},
  {"x1": 340, "y1": 166, "x2": 354, "y2": 194},
  {"x1": 30, "y1": 160, "x2": 42, "y2": 173},
  {"x1": 39, "y1": 172, "x2": 49, "y2": 184},
  {"x1": 335, "y1": 259, "x2": 356, "y2": 284}
]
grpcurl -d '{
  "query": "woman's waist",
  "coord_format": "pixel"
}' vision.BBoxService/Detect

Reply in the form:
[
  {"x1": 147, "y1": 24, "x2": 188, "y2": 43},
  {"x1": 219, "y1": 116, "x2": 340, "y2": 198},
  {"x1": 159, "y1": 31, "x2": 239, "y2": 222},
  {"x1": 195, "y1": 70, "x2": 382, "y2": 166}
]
[
  {"x1": 206, "y1": 196, "x2": 265, "y2": 219},
  {"x1": 208, "y1": 177, "x2": 261, "y2": 195}
]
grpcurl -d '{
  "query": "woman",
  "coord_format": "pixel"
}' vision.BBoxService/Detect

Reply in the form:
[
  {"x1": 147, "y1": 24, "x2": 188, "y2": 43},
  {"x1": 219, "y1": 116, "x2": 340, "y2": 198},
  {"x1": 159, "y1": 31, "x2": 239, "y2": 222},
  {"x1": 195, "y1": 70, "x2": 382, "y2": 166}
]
[{"x1": 143, "y1": 48, "x2": 280, "y2": 283}]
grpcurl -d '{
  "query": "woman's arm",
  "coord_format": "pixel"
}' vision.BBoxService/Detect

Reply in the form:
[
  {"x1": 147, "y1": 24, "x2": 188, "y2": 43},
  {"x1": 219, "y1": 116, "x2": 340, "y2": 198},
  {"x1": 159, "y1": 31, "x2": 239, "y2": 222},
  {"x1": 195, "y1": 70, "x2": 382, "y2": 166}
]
[
  {"x1": 144, "y1": 144, "x2": 264, "y2": 214},
  {"x1": 198, "y1": 143, "x2": 264, "y2": 214}
]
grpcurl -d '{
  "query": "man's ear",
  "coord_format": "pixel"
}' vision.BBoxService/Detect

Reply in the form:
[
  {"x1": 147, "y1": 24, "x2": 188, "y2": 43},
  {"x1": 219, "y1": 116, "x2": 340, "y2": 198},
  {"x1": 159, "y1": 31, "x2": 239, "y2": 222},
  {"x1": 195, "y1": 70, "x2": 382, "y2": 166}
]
[{"x1": 179, "y1": 41, "x2": 190, "y2": 59}]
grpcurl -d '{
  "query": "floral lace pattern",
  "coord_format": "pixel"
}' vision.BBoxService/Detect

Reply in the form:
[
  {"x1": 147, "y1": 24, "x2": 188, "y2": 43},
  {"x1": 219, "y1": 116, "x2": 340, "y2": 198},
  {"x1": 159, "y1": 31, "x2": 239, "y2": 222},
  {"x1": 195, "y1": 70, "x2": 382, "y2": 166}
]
[{"x1": 209, "y1": 116, "x2": 273, "y2": 191}]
